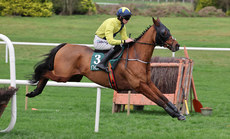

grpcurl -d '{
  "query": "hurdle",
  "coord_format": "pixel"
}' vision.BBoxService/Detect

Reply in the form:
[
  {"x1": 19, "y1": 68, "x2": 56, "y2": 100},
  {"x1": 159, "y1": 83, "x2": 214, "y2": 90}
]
[{"x1": 112, "y1": 56, "x2": 194, "y2": 115}]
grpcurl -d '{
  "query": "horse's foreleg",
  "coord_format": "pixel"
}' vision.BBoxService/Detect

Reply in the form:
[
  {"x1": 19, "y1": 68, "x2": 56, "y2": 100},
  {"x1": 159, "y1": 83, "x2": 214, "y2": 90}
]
[
  {"x1": 148, "y1": 82, "x2": 184, "y2": 119},
  {"x1": 137, "y1": 81, "x2": 166, "y2": 107},
  {"x1": 26, "y1": 78, "x2": 48, "y2": 98},
  {"x1": 148, "y1": 82, "x2": 169, "y2": 102},
  {"x1": 138, "y1": 81, "x2": 185, "y2": 120}
]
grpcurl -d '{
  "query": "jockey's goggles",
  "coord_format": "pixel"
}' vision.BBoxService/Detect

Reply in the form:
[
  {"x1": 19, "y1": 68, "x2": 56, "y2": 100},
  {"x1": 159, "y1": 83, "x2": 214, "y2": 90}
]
[{"x1": 123, "y1": 15, "x2": 131, "y2": 20}]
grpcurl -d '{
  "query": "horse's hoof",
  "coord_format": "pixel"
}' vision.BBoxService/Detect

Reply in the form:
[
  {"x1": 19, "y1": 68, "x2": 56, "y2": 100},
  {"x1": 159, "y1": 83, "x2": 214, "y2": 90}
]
[
  {"x1": 177, "y1": 115, "x2": 186, "y2": 121},
  {"x1": 26, "y1": 92, "x2": 36, "y2": 98}
]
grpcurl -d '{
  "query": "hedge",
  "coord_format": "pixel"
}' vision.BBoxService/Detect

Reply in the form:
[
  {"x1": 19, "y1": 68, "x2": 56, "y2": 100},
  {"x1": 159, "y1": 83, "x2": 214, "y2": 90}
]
[
  {"x1": 195, "y1": 0, "x2": 218, "y2": 12},
  {"x1": 0, "y1": 0, "x2": 53, "y2": 17}
]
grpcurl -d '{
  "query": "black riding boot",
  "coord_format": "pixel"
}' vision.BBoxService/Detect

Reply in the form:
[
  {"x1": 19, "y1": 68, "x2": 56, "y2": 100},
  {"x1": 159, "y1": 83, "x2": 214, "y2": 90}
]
[
  {"x1": 164, "y1": 106, "x2": 186, "y2": 121},
  {"x1": 96, "y1": 45, "x2": 121, "y2": 72}
]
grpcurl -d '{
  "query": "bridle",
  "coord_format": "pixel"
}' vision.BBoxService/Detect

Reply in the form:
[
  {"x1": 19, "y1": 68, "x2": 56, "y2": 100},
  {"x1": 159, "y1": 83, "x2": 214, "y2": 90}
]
[
  {"x1": 123, "y1": 24, "x2": 177, "y2": 66},
  {"x1": 135, "y1": 36, "x2": 177, "y2": 52},
  {"x1": 134, "y1": 24, "x2": 174, "y2": 48}
]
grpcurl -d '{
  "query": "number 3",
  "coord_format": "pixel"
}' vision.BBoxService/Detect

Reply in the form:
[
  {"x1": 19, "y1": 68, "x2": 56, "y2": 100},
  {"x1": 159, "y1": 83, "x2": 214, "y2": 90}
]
[{"x1": 94, "y1": 54, "x2": 101, "y2": 64}]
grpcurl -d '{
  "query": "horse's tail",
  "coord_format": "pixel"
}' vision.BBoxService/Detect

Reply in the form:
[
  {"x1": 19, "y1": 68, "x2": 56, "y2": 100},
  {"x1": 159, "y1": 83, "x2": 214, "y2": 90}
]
[{"x1": 29, "y1": 43, "x2": 67, "y2": 84}]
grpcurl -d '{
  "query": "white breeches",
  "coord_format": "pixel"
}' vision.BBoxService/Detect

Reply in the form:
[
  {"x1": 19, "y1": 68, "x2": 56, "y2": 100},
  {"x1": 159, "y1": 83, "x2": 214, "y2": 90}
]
[{"x1": 93, "y1": 35, "x2": 114, "y2": 50}]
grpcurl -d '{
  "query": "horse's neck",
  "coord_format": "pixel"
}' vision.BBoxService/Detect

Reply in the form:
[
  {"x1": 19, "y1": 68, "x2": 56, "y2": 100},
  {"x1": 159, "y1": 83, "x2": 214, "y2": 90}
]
[{"x1": 134, "y1": 26, "x2": 155, "y2": 62}]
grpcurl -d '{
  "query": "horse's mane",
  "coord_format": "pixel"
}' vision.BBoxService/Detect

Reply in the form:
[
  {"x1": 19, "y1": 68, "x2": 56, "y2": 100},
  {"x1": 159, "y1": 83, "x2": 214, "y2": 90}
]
[{"x1": 134, "y1": 25, "x2": 152, "y2": 41}]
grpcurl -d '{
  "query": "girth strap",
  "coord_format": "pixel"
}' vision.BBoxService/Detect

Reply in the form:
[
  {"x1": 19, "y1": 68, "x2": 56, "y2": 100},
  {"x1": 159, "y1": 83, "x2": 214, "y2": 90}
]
[{"x1": 107, "y1": 62, "x2": 118, "y2": 90}]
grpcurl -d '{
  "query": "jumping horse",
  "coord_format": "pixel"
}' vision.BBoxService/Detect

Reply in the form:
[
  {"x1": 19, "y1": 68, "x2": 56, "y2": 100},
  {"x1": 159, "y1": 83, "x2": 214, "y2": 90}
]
[{"x1": 27, "y1": 17, "x2": 185, "y2": 120}]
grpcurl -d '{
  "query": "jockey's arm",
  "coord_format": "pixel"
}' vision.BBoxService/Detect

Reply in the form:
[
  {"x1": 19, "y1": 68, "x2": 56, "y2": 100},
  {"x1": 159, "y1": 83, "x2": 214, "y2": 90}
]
[
  {"x1": 120, "y1": 27, "x2": 133, "y2": 43},
  {"x1": 105, "y1": 24, "x2": 126, "y2": 45},
  {"x1": 105, "y1": 24, "x2": 133, "y2": 45}
]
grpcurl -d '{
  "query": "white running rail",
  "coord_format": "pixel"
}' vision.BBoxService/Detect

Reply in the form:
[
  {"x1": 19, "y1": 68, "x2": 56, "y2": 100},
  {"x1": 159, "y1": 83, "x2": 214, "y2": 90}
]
[{"x1": 0, "y1": 34, "x2": 17, "y2": 133}]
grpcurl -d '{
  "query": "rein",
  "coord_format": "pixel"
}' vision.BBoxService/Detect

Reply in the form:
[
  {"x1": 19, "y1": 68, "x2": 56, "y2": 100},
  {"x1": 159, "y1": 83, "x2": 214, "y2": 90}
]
[{"x1": 135, "y1": 41, "x2": 155, "y2": 46}]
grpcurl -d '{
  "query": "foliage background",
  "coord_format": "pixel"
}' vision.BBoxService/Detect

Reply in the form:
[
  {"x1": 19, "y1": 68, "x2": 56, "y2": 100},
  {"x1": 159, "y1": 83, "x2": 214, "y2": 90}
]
[
  {"x1": 0, "y1": 0, "x2": 53, "y2": 17},
  {"x1": 0, "y1": 0, "x2": 229, "y2": 17}
]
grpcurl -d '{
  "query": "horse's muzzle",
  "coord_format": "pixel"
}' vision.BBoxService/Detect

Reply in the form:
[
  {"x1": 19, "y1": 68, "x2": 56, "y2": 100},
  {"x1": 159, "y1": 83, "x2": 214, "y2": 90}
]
[{"x1": 172, "y1": 43, "x2": 180, "y2": 52}]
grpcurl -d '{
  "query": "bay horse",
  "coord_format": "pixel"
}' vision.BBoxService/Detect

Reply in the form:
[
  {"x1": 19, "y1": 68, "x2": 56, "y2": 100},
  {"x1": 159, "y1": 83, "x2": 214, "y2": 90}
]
[{"x1": 27, "y1": 17, "x2": 185, "y2": 120}]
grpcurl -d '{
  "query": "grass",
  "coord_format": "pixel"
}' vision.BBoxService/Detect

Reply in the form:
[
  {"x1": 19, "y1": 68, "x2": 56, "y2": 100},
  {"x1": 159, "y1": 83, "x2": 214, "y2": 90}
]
[
  {"x1": 0, "y1": 15, "x2": 230, "y2": 138},
  {"x1": 0, "y1": 15, "x2": 230, "y2": 47}
]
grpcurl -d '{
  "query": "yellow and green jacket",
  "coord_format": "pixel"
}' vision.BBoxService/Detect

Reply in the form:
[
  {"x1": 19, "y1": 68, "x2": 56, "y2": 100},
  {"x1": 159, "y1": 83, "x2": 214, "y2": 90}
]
[{"x1": 95, "y1": 18, "x2": 129, "y2": 45}]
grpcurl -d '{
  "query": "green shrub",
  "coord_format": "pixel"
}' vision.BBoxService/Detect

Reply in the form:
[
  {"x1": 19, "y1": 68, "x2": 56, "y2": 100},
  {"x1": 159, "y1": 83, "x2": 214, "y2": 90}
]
[
  {"x1": 0, "y1": 0, "x2": 53, "y2": 17},
  {"x1": 76, "y1": 0, "x2": 96, "y2": 14},
  {"x1": 227, "y1": 10, "x2": 230, "y2": 16},
  {"x1": 51, "y1": 0, "x2": 96, "y2": 15},
  {"x1": 195, "y1": 0, "x2": 217, "y2": 12},
  {"x1": 197, "y1": 6, "x2": 225, "y2": 17}
]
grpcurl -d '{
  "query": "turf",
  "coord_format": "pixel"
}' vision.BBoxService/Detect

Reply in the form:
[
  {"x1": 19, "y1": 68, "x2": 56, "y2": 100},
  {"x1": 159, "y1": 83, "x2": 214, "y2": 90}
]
[{"x1": 0, "y1": 15, "x2": 230, "y2": 47}]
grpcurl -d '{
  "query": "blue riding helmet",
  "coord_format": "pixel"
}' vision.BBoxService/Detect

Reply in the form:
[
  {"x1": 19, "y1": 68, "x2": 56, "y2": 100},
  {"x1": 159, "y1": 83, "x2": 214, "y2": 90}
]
[{"x1": 116, "y1": 7, "x2": 132, "y2": 20}]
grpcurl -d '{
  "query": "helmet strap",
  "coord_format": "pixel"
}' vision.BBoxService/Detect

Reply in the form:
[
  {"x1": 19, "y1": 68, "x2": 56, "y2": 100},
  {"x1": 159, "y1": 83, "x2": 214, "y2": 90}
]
[{"x1": 117, "y1": 16, "x2": 124, "y2": 24}]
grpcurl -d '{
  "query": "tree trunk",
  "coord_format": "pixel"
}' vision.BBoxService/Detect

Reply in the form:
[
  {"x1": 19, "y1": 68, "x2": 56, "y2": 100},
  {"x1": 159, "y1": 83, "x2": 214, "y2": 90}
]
[{"x1": 61, "y1": 0, "x2": 75, "y2": 15}]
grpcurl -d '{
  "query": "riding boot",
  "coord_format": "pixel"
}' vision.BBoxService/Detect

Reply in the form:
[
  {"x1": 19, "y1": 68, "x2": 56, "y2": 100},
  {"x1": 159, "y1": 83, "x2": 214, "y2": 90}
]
[
  {"x1": 164, "y1": 106, "x2": 186, "y2": 121},
  {"x1": 96, "y1": 45, "x2": 121, "y2": 72}
]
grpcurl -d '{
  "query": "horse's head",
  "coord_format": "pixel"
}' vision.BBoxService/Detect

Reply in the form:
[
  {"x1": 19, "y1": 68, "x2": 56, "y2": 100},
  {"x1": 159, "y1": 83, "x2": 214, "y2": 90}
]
[{"x1": 152, "y1": 17, "x2": 180, "y2": 52}]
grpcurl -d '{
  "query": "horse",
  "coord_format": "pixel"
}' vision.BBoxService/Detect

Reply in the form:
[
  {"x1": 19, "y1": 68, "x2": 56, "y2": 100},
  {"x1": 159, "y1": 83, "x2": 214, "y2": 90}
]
[{"x1": 26, "y1": 17, "x2": 185, "y2": 120}]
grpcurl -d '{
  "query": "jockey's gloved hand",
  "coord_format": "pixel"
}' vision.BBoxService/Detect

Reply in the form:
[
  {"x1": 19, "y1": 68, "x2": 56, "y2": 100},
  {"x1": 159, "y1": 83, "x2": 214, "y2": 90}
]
[{"x1": 125, "y1": 38, "x2": 134, "y2": 44}]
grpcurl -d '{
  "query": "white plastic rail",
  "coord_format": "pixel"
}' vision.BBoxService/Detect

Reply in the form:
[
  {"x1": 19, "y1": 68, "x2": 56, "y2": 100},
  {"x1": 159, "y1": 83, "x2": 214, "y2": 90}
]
[
  {"x1": 0, "y1": 79, "x2": 104, "y2": 133},
  {"x1": 0, "y1": 34, "x2": 17, "y2": 133}
]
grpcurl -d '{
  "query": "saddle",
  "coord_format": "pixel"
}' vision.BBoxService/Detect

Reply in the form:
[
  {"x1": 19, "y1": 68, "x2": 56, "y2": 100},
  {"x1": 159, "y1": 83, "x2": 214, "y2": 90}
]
[
  {"x1": 90, "y1": 47, "x2": 125, "y2": 90},
  {"x1": 90, "y1": 47, "x2": 125, "y2": 71}
]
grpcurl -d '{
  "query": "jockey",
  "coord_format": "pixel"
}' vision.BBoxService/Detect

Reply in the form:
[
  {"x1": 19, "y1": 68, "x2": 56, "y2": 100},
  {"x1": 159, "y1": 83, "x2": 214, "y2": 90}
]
[{"x1": 94, "y1": 7, "x2": 134, "y2": 72}]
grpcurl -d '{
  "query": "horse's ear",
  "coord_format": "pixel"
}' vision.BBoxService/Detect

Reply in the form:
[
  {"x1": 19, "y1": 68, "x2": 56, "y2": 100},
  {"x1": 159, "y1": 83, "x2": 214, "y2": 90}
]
[
  {"x1": 157, "y1": 17, "x2": 160, "y2": 22},
  {"x1": 152, "y1": 17, "x2": 160, "y2": 26}
]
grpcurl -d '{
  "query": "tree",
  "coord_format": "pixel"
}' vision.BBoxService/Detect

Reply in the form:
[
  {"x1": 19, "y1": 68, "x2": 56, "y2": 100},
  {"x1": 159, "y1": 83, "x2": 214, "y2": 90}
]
[
  {"x1": 62, "y1": 0, "x2": 76, "y2": 15},
  {"x1": 216, "y1": 0, "x2": 229, "y2": 12}
]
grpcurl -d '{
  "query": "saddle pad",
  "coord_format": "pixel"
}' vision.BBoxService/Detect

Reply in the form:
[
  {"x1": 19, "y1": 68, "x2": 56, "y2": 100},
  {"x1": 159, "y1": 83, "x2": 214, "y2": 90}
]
[
  {"x1": 90, "y1": 47, "x2": 125, "y2": 71},
  {"x1": 90, "y1": 52, "x2": 105, "y2": 71}
]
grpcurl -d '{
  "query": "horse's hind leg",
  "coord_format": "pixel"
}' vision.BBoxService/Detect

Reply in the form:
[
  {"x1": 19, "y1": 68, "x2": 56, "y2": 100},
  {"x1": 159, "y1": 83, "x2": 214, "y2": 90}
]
[{"x1": 26, "y1": 78, "x2": 48, "y2": 98}]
